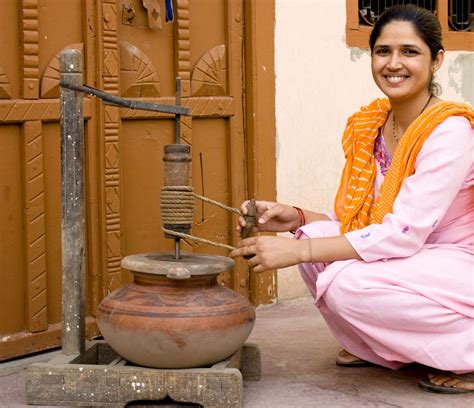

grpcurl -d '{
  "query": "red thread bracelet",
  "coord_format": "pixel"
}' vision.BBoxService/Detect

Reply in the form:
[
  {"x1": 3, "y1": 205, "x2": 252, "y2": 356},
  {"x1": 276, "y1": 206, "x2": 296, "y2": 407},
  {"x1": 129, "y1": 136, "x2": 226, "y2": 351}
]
[{"x1": 290, "y1": 206, "x2": 305, "y2": 234}]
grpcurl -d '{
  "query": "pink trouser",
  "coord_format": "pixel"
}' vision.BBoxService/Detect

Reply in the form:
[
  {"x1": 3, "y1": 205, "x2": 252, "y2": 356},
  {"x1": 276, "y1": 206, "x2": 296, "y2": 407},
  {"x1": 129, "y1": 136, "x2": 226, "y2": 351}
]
[{"x1": 297, "y1": 221, "x2": 474, "y2": 373}]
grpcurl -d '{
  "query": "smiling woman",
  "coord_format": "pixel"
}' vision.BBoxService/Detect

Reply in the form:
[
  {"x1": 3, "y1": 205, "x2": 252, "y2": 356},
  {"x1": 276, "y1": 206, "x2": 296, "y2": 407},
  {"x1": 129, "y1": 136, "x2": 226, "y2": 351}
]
[
  {"x1": 231, "y1": 4, "x2": 474, "y2": 395},
  {"x1": 371, "y1": 22, "x2": 440, "y2": 97},
  {"x1": 369, "y1": 7, "x2": 445, "y2": 156}
]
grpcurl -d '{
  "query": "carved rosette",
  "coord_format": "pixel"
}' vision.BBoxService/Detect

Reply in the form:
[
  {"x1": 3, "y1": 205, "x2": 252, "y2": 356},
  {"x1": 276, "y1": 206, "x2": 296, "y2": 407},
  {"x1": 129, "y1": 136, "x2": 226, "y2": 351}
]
[
  {"x1": 40, "y1": 43, "x2": 84, "y2": 98},
  {"x1": 0, "y1": 66, "x2": 11, "y2": 98},
  {"x1": 191, "y1": 45, "x2": 227, "y2": 97},
  {"x1": 120, "y1": 41, "x2": 160, "y2": 97}
]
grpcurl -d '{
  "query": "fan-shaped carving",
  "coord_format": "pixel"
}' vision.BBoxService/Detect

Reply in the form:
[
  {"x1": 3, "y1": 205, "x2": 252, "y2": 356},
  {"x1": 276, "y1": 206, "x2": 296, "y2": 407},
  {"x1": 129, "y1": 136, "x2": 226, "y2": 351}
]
[
  {"x1": 191, "y1": 45, "x2": 227, "y2": 97},
  {"x1": 41, "y1": 43, "x2": 84, "y2": 98},
  {"x1": 0, "y1": 66, "x2": 11, "y2": 99},
  {"x1": 120, "y1": 41, "x2": 160, "y2": 97}
]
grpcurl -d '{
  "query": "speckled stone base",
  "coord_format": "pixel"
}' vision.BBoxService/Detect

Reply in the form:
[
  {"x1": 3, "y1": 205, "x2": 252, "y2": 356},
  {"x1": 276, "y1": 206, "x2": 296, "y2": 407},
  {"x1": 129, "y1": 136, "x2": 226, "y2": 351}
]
[{"x1": 25, "y1": 341, "x2": 260, "y2": 407}]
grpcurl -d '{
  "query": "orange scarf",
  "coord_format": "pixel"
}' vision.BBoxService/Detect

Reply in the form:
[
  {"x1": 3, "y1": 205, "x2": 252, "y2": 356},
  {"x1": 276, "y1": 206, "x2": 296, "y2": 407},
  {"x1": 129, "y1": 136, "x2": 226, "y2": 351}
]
[{"x1": 334, "y1": 99, "x2": 474, "y2": 234}]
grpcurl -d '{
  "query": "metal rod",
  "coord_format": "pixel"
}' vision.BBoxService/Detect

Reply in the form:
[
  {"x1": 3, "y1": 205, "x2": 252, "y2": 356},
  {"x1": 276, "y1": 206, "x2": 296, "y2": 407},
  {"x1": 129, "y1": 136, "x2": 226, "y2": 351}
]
[
  {"x1": 60, "y1": 49, "x2": 85, "y2": 355},
  {"x1": 174, "y1": 77, "x2": 182, "y2": 259},
  {"x1": 200, "y1": 152, "x2": 205, "y2": 222},
  {"x1": 175, "y1": 238, "x2": 181, "y2": 260},
  {"x1": 175, "y1": 77, "x2": 182, "y2": 144},
  {"x1": 59, "y1": 80, "x2": 190, "y2": 116}
]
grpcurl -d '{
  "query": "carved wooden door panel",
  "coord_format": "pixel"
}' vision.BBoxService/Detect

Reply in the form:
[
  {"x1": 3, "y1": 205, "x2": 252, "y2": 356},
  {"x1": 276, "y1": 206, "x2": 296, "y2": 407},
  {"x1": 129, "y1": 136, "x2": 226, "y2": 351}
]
[
  {"x1": 0, "y1": 0, "x2": 251, "y2": 360},
  {"x1": 102, "y1": 0, "x2": 249, "y2": 297},
  {"x1": 0, "y1": 0, "x2": 97, "y2": 361}
]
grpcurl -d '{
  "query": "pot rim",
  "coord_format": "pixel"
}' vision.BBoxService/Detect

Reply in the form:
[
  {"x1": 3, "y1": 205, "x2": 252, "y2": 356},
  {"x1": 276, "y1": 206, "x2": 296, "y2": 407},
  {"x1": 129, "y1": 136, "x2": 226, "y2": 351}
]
[{"x1": 121, "y1": 252, "x2": 235, "y2": 279}]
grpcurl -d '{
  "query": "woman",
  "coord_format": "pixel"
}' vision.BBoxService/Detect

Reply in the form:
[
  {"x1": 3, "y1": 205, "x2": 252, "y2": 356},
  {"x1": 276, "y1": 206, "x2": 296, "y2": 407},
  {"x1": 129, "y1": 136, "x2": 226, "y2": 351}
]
[{"x1": 230, "y1": 5, "x2": 473, "y2": 394}]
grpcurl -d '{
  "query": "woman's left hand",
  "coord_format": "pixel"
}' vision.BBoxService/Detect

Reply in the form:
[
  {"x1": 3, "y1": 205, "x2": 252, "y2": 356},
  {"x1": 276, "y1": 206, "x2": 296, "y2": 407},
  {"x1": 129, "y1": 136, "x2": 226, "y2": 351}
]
[{"x1": 230, "y1": 236, "x2": 309, "y2": 272}]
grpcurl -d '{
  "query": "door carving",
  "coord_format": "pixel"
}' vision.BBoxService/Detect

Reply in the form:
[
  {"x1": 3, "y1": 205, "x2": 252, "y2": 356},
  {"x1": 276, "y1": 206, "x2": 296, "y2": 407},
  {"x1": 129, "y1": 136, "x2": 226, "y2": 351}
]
[{"x1": 0, "y1": 0, "x2": 275, "y2": 361}]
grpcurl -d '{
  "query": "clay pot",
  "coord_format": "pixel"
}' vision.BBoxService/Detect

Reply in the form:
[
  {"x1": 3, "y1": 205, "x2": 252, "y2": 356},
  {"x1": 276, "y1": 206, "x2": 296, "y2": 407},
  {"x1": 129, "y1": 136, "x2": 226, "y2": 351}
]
[{"x1": 96, "y1": 252, "x2": 255, "y2": 369}]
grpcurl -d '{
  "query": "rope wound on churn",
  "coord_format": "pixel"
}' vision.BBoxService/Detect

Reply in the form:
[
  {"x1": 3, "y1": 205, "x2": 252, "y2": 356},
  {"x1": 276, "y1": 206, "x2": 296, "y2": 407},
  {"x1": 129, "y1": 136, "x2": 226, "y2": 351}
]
[
  {"x1": 162, "y1": 144, "x2": 193, "y2": 239},
  {"x1": 161, "y1": 186, "x2": 195, "y2": 226},
  {"x1": 160, "y1": 143, "x2": 256, "y2": 251}
]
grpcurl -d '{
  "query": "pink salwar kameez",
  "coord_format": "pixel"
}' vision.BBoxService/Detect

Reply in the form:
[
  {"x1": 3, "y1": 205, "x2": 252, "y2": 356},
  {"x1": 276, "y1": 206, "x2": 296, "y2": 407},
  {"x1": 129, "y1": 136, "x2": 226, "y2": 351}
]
[{"x1": 298, "y1": 116, "x2": 474, "y2": 373}]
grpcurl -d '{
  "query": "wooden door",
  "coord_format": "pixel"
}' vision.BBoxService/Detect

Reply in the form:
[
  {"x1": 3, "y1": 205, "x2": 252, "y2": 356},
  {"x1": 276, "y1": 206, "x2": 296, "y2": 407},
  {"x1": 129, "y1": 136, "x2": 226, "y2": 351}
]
[{"x1": 0, "y1": 0, "x2": 275, "y2": 361}]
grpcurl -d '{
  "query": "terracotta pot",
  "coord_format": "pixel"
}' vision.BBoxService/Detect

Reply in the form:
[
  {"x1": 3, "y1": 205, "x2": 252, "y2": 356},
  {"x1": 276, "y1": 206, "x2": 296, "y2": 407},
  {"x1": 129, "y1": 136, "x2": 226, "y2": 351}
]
[{"x1": 96, "y1": 252, "x2": 255, "y2": 369}]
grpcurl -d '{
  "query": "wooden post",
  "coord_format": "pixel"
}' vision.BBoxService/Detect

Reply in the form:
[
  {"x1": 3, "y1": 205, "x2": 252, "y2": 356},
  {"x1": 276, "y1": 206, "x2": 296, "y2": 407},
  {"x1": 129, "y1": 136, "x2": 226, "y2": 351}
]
[{"x1": 60, "y1": 49, "x2": 85, "y2": 355}]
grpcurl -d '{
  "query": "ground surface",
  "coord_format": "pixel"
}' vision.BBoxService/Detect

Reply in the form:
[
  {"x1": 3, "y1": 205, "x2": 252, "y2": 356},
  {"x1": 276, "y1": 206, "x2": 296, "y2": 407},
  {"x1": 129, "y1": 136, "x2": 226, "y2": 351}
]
[{"x1": 0, "y1": 298, "x2": 472, "y2": 407}]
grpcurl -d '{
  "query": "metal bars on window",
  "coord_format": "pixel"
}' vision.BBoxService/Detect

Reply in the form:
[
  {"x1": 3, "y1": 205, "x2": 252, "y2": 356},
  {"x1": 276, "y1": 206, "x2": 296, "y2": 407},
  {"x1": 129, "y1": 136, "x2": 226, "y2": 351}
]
[
  {"x1": 358, "y1": 0, "x2": 473, "y2": 31},
  {"x1": 449, "y1": 0, "x2": 473, "y2": 31},
  {"x1": 358, "y1": 0, "x2": 436, "y2": 26}
]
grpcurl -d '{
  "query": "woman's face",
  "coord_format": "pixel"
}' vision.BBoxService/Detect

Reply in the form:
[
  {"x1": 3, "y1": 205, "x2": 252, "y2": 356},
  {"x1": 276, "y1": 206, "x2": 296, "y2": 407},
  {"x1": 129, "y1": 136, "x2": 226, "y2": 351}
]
[{"x1": 371, "y1": 20, "x2": 442, "y2": 103}]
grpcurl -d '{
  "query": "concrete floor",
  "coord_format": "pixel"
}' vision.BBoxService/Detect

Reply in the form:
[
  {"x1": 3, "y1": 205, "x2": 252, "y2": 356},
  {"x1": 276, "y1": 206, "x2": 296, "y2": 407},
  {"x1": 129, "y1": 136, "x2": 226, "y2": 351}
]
[{"x1": 0, "y1": 298, "x2": 472, "y2": 407}]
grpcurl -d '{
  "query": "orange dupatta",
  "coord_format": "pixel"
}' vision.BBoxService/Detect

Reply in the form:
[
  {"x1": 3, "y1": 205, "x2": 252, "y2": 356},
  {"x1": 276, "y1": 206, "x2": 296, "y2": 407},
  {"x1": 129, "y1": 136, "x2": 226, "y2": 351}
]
[{"x1": 334, "y1": 99, "x2": 474, "y2": 234}]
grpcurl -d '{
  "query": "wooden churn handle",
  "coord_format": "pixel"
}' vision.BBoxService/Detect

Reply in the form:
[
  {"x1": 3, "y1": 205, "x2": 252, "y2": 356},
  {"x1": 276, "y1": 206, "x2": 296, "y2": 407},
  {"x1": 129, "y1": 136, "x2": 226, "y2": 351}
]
[{"x1": 240, "y1": 199, "x2": 256, "y2": 259}]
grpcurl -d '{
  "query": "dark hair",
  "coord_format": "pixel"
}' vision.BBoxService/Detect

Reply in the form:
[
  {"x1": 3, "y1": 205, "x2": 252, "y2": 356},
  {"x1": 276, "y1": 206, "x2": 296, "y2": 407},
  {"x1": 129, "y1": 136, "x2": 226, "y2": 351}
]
[{"x1": 369, "y1": 4, "x2": 444, "y2": 95}]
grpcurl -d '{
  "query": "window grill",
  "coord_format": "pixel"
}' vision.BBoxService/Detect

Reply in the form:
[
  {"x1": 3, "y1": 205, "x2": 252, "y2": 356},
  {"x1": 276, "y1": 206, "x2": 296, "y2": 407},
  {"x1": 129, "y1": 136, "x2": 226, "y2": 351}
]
[
  {"x1": 449, "y1": 0, "x2": 473, "y2": 31},
  {"x1": 358, "y1": 0, "x2": 437, "y2": 26},
  {"x1": 348, "y1": 0, "x2": 474, "y2": 49},
  {"x1": 358, "y1": 0, "x2": 474, "y2": 32}
]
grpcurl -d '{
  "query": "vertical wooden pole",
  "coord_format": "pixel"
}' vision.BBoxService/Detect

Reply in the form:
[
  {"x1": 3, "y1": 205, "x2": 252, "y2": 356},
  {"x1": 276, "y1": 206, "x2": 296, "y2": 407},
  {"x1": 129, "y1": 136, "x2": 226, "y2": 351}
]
[{"x1": 60, "y1": 49, "x2": 85, "y2": 355}]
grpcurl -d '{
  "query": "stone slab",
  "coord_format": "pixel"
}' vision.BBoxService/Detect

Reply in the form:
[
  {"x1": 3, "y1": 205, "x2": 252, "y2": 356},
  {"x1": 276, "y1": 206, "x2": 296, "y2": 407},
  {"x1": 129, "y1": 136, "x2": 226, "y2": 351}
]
[{"x1": 25, "y1": 341, "x2": 261, "y2": 407}]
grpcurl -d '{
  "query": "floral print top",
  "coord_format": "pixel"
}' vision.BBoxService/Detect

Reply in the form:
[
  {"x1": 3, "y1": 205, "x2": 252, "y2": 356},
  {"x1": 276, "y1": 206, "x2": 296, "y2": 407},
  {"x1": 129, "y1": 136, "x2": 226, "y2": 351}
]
[{"x1": 374, "y1": 130, "x2": 392, "y2": 176}]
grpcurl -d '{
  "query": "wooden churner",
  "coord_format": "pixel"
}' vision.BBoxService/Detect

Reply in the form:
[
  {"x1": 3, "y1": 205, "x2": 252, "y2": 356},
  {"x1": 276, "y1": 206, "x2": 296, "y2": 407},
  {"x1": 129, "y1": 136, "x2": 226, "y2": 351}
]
[{"x1": 161, "y1": 144, "x2": 193, "y2": 241}]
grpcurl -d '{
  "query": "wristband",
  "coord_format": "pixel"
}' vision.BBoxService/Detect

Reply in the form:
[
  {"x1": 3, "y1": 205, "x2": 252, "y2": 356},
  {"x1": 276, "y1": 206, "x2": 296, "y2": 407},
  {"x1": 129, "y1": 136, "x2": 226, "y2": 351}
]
[{"x1": 290, "y1": 206, "x2": 305, "y2": 234}]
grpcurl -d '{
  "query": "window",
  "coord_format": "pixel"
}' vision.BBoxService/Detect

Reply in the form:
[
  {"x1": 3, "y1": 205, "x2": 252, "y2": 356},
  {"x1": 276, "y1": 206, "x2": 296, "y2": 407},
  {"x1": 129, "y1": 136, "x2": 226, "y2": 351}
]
[{"x1": 346, "y1": 0, "x2": 474, "y2": 50}]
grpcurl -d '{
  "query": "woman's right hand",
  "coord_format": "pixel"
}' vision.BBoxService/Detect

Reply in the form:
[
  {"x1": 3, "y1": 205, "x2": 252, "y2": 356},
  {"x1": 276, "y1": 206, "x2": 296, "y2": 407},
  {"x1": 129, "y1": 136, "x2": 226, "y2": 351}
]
[{"x1": 237, "y1": 200, "x2": 301, "y2": 234}]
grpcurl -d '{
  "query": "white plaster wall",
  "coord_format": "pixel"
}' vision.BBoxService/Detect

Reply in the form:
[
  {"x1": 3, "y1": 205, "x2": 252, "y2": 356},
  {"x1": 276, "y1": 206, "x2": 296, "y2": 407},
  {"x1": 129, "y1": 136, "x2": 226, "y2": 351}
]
[{"x1": 275, "y1": 0, "x2": 474, "y2": 300}]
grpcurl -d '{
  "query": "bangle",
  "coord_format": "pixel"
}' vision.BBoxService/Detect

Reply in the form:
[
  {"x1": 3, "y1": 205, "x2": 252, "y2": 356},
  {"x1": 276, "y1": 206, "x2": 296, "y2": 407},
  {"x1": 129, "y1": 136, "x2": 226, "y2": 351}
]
[
  {"x1": 290, "y1": 206, "x2": 306, "y2": 234},
  {"x1": 294, "y1": 206, "x2": 306, "y2": 228}
]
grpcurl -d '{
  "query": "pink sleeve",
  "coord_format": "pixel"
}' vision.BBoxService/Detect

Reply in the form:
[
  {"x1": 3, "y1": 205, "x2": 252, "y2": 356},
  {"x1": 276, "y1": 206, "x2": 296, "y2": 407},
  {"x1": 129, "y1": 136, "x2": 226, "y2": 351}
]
[
  {"x1": 344, "y1": 116, "x2": 473, "y2": 262},
  {"x1": 325, "y1": 210, "x2": 339, "y2": 222}
]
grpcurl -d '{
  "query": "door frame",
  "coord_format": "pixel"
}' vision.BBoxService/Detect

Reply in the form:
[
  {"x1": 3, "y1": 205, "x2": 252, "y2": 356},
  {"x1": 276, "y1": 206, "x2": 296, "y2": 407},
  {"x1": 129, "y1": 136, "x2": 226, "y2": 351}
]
[{"x1": 244, "y1": 0, "x2": 277, "y2": 305}]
